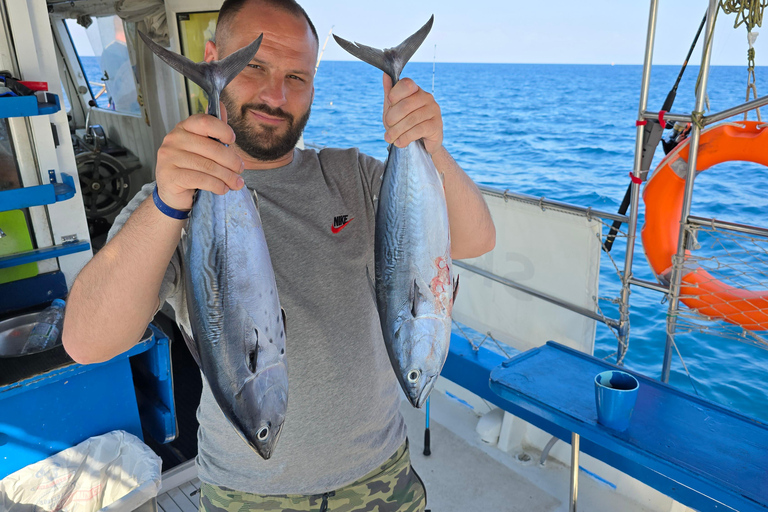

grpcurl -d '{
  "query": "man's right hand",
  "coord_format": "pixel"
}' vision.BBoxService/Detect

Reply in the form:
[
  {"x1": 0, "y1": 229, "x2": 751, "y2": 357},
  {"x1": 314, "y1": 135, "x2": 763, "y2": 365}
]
[{"x1": 155, "y1": 108, "x2": 246, "y2": 211}]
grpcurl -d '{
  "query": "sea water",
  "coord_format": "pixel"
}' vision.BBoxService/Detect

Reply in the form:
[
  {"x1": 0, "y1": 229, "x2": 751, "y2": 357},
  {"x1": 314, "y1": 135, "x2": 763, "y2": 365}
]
[{"x1": 305, "y1": 61, "x2": 768, "y2": 421}]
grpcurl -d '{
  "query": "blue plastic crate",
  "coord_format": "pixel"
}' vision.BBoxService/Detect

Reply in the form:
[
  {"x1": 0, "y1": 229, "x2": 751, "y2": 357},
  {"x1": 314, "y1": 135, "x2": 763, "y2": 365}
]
[{"x1": 0, "y1": 327, "x2": 172, "y2": 479}]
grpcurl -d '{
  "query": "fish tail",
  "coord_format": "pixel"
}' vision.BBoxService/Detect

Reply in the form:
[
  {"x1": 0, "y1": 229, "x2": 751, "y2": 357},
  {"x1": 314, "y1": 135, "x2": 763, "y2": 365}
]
[
  {"x1": 138, "y1": 31, "x2": 262, "y2": 118},
  {"x1": 333, "y1": 15, "x2": 434, "y2": 85}
]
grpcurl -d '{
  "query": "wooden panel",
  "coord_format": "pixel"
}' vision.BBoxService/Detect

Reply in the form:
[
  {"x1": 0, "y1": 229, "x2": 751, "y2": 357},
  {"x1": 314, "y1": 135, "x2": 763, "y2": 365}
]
[{"x1": 157, "y1": 494, "x2": 183, "y2": 512}]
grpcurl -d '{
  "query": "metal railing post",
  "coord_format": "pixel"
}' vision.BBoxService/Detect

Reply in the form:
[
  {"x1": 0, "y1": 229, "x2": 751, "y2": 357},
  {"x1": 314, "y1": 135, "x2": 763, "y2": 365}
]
[
  {"x1": 661, "y1": 0, "x2": 719, "y2": 383},
  {"x1": 619, "y1": 0, "x2": 660, "y2": 363}
]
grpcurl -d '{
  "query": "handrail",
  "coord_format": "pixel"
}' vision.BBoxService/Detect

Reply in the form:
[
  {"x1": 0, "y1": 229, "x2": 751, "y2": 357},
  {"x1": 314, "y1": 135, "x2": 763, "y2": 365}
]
[{"x1": 454, "y1": 261, "x2": 620, "y2": 329}]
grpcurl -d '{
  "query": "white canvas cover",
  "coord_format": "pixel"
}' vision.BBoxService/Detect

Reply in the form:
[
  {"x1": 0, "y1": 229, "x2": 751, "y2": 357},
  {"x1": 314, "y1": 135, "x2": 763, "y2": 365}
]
[
  {"x1": 0, "y1": 430, "x2": 161, "y2": 512},
  {"x1": 453, "y1": 191, "x2": 602, "y2": 354}
]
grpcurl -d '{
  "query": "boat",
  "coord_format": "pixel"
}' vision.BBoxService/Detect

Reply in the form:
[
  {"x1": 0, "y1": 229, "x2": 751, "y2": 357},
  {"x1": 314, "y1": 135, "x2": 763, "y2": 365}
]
[{"x1": 0, "y1": 0, "x2": 767, "y2": 511}]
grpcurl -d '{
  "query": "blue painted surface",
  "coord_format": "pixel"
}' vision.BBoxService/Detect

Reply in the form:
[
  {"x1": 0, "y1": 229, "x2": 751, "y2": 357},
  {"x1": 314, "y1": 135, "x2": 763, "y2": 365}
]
[
  {"x1": 0, "y1": 328, "x2": 175, "y2": 479},
  {"x1": 489, "y1": 342, "x2": 768, "y2": 512},
  {"x1": 443, "y1": 335, "x2": 751, "y2": 510},
  {"x1": 0, "y1": 340, "x2": 152, "y2": 479},
  {"x1": 0, "y1": 271, "x2": 67, "y2": 315},
  {"x1": 132, "y1": 324, "x2": 178, "y2": 444},
  {"x1": 0, "y1": 240, "x2": 90, "y2": 270},
  {"x1": 0, "y1": 172, "x2": 76, "y2": 212},
  {"x1": 0, "y1": 93, "x2": 60, "y2": 118}
]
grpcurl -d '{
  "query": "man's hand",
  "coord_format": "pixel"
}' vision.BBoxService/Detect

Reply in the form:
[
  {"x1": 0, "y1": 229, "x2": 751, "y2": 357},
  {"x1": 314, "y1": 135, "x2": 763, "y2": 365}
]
[
  {"x1": 382, "y1": 75, "x2": 443, "y2": 155},
  {"x1": 155, "y1": 104, "x2": 245, "y2": 211}
]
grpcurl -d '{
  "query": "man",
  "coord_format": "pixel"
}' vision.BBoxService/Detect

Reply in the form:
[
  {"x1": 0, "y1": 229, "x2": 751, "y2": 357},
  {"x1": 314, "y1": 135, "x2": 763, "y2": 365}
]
[{"x1": 62, "y1": 0, "x2": 495, "y2": 510}]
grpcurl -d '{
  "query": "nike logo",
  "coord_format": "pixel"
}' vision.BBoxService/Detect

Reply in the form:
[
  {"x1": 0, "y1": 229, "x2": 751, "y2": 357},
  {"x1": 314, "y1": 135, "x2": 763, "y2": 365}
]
[{"x1": 332, "y1": 215, "x2": 354, "y2": 234}]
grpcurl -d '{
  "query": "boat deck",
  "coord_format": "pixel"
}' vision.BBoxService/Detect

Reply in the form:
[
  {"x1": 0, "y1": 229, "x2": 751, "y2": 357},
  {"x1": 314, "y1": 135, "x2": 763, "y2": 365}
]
[{"x1": 148, "y1": 387, "x2": 661, "y2": 512}]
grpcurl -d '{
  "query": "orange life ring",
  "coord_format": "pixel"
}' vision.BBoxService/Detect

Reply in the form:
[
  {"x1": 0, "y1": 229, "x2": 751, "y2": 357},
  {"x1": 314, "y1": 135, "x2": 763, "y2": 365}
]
[{"x1": 642, "y1": 121, "x2": 768, "y2": 331}]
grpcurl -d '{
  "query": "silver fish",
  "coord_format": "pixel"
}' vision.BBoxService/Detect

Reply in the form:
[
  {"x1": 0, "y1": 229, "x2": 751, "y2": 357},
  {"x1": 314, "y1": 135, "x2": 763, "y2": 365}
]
[
  {"x1": 139, "y1": 32, "x2": 288, "y2": 459},
  {"x1": 335, "y1": 17, "x2": 456, "y2": 408}
]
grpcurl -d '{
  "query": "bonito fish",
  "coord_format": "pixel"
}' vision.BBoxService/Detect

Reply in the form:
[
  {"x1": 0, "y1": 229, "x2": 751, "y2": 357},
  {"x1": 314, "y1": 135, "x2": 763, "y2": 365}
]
[
  {"x1": 334, "y1": 17, "x2": 455, "y2": 408},
  {"x1": 139, "y1": 32, "x2": 288, "y2": 459}
]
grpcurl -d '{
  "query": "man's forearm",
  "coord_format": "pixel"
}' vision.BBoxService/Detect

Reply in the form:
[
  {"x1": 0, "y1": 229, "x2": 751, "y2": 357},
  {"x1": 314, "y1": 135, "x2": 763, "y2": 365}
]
[
  {"x1": 63, "y1": 196, "x2": 185, "y2": 364},
  {"x1": 431, "y1": 146, "x2": 496, "y2": 259}
]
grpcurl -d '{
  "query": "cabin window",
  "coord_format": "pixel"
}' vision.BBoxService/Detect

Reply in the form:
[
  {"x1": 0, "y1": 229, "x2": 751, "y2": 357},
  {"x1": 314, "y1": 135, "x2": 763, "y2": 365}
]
[
  {"x1": 177, "y1": 11, "x2": 218, "y2": 115},
  {"x1": 64, "y1": 16, "x2": 141, "y2": 114}
]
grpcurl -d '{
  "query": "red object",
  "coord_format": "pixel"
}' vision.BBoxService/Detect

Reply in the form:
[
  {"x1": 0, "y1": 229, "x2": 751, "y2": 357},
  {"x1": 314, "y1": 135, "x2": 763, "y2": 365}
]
[
  {"x1": 635, "y1": 119, "x2": 647, "y2": 126},
  {"x1": 658, "y1": 110, "x2": 667, "y2": 125},
  {"x1": 628, "y1": 172, "x2": 642, "y2": 184},
  {"x1": 331, "y1": 218, "x2": 354, "y2": 234},
  {"x1": 19, "y1": 81, "x2": 48, "y2": 91}
]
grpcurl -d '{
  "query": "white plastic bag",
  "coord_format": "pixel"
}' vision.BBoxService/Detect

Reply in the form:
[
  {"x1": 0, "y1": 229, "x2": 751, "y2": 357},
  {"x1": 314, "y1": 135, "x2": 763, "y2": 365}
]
[{"x1": 0, "y1": 430, "x2": 162, "y2": 511}]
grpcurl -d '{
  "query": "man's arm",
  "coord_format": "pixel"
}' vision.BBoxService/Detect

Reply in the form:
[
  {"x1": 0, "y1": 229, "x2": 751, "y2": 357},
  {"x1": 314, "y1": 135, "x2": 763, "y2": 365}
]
[
  {"x1": 382, "y1": 76, "x2": 495, "y2": 259},
  {"x1": 62, "y1": 113, "x2": 245, "y2": 364}
]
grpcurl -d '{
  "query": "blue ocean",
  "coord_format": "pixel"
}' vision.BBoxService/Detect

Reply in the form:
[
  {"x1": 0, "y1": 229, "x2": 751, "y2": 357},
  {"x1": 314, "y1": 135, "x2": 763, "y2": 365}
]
[
  {"x1": 77, "y1": 55, "x2": 768, "y2": 421},
  {"x1": 305, "y1": 61, "x2": 768, "y2": 421}
]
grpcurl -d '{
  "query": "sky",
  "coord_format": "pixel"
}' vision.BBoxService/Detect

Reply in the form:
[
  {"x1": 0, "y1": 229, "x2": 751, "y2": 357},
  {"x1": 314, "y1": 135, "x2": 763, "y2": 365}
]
[
  {"x1": 299, "y1": 0, "x2": 767, "y2": 66},
  {"x1": 65, "y1": 1, "x2": 767, "y2": 66}
]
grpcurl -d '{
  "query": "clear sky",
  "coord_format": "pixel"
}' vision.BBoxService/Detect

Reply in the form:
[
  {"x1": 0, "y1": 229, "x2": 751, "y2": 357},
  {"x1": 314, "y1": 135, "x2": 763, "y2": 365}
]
[{"x1": 301, "y1": 1, "x2": 767, "y2": 67}]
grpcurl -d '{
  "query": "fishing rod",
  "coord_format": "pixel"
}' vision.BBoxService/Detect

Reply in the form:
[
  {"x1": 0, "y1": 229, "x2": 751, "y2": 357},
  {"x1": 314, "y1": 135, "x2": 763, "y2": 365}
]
[
  {"x1": 603, "y1": 13, "x2": 707, "y2": 253},
  {"x1": 315, "y1": 26, "x2": 334, "y2": 75}
]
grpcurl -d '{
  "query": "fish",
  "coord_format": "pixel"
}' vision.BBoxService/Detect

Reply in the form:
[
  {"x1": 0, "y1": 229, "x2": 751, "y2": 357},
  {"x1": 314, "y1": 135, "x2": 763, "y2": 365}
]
[
  {"x1": 334, "y1": 16, "x2": 456, "y2": 408},
  {"x1": 139, "y1": 32, "x2": 288, "y2": 459}
]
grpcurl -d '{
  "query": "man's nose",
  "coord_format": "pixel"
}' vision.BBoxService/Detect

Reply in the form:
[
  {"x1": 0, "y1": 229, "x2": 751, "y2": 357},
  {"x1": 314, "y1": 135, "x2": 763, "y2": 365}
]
[{"x1": 259, "y1": 75, "x2": 287, "y2": 108}]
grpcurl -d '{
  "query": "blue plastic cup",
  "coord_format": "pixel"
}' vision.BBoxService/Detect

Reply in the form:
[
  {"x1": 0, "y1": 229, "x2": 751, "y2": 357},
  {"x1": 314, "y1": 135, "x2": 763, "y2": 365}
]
[{"x1": 594, "y1": 370, "x2": 639, "y2": 431}]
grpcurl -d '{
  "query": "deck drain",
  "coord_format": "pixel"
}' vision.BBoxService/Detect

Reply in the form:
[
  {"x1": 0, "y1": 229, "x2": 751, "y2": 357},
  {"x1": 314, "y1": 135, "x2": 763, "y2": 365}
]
[{"x1": 516, "y1": 452, "x2": 532, "y2": 463}]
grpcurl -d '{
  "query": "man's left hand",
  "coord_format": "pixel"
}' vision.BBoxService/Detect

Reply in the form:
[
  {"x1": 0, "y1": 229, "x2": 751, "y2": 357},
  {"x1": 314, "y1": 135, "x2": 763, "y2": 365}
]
[{"x1": 383, "y1": 75, "x2": 443, "y2": 155}]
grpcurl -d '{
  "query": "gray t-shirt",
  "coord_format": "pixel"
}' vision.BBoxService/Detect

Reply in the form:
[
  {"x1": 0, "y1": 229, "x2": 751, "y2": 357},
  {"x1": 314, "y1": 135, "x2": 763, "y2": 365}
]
[{"x1": 109, "y1": 147, "x2": 406, "y2": 495}]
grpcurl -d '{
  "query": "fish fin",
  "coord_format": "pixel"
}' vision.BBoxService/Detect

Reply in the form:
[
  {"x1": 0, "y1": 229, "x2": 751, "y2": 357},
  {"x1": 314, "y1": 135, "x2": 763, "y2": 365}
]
[
  {"x1": 251, "y1": 189, "x2": 260, "y2": 211},
  {"x1": 139, "y1": 31, "x2": 262, "y2": 118},
  {"x1": 216, "y1": 35, "x2": 263, "y2": 90},
  {"x1": 333, "y1": 15, "x2": 434, "y2": 84},
  {"x1": 281, "y1": 307, "x2": 288, "y2": 333},
  {"x1": 178, "y1": 321, "x2": 202, "y2": 369},
  {"x1": 452, "y1": 274, "x2": 460, "y2": 305},
  {"x1": 365, "y1": 266, "x2": 377, "y2": 305},
  {"x1": 138, "y1": 31, "x2": 213, "y2": 98},
  {"x1": 410, "y1": 276, "x2": 432, "y2": 317}
]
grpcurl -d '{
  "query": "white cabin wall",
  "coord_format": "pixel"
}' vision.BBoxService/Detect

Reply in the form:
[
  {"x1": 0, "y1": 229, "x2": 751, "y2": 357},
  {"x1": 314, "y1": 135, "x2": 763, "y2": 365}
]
[{"x1": 89, "y1": 108, "x2": 155, "y2": 188}]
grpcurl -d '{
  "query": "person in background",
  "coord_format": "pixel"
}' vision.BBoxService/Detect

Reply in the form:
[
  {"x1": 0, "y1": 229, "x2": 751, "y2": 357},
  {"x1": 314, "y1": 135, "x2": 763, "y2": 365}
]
[{"x1": 62, "y1": 1, "x2": 495, "y2": 510}]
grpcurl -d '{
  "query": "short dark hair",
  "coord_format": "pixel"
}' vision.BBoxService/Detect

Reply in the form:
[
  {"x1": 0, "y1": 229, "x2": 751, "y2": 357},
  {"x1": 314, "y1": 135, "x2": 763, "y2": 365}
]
[{"x1": 216, "y1": 0, "x2": 318, "y2": 48}]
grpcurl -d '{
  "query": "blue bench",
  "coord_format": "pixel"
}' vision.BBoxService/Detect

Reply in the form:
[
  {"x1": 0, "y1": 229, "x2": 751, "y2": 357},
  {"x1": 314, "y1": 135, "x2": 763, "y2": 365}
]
[{"x1": 485, "y1": 341, "x2": 768, "y2": 512}]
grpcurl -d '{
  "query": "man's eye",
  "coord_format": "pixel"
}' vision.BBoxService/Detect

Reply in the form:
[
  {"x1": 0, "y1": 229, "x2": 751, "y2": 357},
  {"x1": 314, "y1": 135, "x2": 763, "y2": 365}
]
[
  {"x1": 288, "y1": 75, "x2": 304, "y2": 82},
  {"x1": 248, "y1": 64, "x2": 262, "y2": 70}
]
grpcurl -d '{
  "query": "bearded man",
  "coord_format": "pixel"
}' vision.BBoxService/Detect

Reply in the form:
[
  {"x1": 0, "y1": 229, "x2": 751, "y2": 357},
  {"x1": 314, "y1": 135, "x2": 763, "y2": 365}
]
[{"x1": 63, "y1": 1, "x2": 495, "y2": 510}]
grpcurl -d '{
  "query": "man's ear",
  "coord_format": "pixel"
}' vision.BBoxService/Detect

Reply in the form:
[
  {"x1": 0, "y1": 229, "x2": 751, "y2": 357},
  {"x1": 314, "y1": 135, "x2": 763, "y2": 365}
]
[{"x1": 204, "y1": 40, "x2": 218, "y2": 63}]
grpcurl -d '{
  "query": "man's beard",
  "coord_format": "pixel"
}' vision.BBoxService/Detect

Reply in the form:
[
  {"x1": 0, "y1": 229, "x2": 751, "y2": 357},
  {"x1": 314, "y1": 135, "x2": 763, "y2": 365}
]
[{"x1": 221, "y1": 89, "x2": 310, "y2": 162}]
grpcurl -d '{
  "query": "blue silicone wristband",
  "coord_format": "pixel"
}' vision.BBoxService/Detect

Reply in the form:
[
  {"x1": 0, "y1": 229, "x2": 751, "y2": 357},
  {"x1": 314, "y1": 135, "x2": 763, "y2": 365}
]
[{"x1": 152, "y1": 185, "x2": 190, "y2": 220}]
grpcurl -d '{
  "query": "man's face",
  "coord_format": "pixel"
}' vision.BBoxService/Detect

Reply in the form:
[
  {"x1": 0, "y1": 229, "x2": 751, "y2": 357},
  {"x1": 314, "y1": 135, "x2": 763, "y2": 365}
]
[{"x1": 209, "y1": 3, "x2": 317, "y2": 162}]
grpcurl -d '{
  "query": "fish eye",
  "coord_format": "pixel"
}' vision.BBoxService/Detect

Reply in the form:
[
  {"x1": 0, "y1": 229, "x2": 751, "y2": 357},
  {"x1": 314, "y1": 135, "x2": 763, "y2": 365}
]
[
  {"x1": 257, "y1": 426, "x2": 270, "y2": 441},
  {"x1": 407, "y1": 369, "x2": 421, "y2": 383}
]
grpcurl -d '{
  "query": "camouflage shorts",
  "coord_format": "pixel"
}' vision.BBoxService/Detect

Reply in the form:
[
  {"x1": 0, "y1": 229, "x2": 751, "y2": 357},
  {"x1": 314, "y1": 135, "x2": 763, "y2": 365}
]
[{"x1": 199, "y1": 441, "x2": 427, "y2": 512}]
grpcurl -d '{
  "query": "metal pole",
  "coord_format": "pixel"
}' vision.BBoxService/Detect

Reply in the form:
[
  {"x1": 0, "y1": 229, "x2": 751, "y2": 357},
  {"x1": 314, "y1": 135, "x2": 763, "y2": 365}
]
[
  {"x1": 661, "y1": 0, "x2": 719, "y2": 383},
  {"x1": 619, "y1": 0, "x2": 660, "y2": 363},
  {"x1": 453, "y1": 261, "x2": 621, "y2": 328},
  {"x1": 569, "y1": 432, "x2": 580, "y2": 512}
]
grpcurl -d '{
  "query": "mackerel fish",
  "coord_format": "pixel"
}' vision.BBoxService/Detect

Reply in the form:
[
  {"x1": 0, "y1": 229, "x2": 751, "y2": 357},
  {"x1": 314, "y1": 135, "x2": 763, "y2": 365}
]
[
  {"x1": 334, "y1": 17, "x2": 455, "y2": 408},
  {"x1": 139, "y1": 32, "x2": 288, "y2": 459}
]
